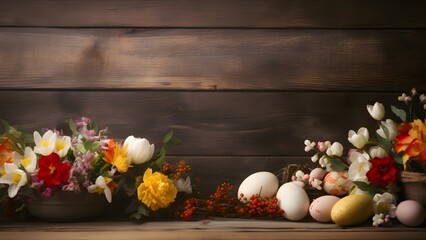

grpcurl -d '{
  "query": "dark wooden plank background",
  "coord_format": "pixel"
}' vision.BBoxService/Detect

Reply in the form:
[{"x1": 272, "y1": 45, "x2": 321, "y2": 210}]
[
  {"x1": 0, "y1": 0, "x2": 425, "y2": 194},
  {"x1": 1, "y1": 29, "x2": 425, "y2": 91},
  {"x1": 1, "y1": 0, "x2": 426, "y2": 28}
]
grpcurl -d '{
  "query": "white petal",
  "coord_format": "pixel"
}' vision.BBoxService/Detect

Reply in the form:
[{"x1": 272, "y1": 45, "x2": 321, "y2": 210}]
[
  {"x1": 0, "y1": 173, "x2": 13, "y2": 184},
  {"x1": 104, "y1": 187, "x2": 112, "y2": 203},
  {"x1": 12, "y1": 151, "x2": 23, "y2": 166},
  {"x1": 87, "y1": 185, "x2": 98, "y2": 193},
  {"x1": 4, "y1": 163, "x2": 18, "y2": 173},
  {"x1": 8, "y1": 184, "x2": 20, "y2": 198},
  {"x1": 33, "y1": 131, "x2": 42, "y2": 146},
  {"x1": 95, "y1": 176, "x2": 107, "y2": 187}
]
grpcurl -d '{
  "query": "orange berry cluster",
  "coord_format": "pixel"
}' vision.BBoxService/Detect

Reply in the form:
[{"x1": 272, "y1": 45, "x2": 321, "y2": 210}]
[
  {"x1": 178, "y1": 198, "x2": 198, "y2": 220},
  {"x1": 161, "y1": 161, "x2": 191, "y2": 180},
  {"x1": 205, "y1": 182, "x2": 237, "y2": 217},
  {"x1": 238, "y1": 193, "x2": 284, "y2": 217}
]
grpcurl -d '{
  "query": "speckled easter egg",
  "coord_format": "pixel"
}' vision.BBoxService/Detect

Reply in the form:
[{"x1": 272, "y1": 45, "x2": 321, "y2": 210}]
[
  {"x1": 331, "y1": 194, "x2": 373, "y2": 226},
  {"x1": 238, "y1": 172, "x2": 279, "y2": 203},
  {"x1": 322, "y1": 171, "x2": 351, "y2": 196},
  {"x1": 309, "y1": 195, "x2": 340, "y2": 222}
]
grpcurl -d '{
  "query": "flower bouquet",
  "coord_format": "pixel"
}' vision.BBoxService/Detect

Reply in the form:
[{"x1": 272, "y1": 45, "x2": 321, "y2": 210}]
[
  {"x1": 0, "y1": 117, "x2": 193, "y2": 222},
  {"x1": 303, "y1": 88, "x2": 426, "y2": 226}
]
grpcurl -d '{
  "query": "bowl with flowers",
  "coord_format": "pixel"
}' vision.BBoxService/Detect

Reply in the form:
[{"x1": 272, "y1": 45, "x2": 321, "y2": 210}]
[
  {"x1": 0, "y1": 117, "x2": 189, "y2": 222},
  {"x1": 302, "y1": 88, "x2": 426, "y2": 227}
]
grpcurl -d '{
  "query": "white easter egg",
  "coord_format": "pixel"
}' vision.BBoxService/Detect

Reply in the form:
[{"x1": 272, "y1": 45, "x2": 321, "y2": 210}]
[
  {"x1": 237, "y1": 171, "x2": 279, "y2": 202},
  {"x1": 276, "y1": 182, "x2": 310, "y2": 221},
  {"x1": 322, "y1": 171, "x2": 351, "y2": 196}
]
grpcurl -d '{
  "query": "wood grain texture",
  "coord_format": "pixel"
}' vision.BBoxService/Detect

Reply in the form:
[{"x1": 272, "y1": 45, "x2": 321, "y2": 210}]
[
  {"x1": 1, "y1": 0, "x2": 426, "y2": 28},
  {"x1": 1, "y1": 220, "x2": 425, "y2": 240},
  {"x1": 0, "y1": 91, "x2": 405, "y2": 156},
  {"x1": 0, "y1": 28, "x2": 426, "y2": 91}
]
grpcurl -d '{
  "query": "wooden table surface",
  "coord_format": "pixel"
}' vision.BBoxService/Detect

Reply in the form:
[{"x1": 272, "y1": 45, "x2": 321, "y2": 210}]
[{"x1": 0, "y1": 218, "x2": 425, "y2": 240}]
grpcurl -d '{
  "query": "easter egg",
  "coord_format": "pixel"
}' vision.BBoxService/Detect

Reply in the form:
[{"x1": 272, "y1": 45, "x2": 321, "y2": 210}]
[
  {"x1": 396, "y1": 200, "x2": 426, "y2": 227},
  {"x1": 238, "y1": 172, "x2": 279, "y2": 203},
  {"x1": 277, "y1": 182, "x2": 310, "y2": 221},
  {"x1": 322, "y1": 171, "x2": 351, "y2": 196},
  {"x1": 309, "y1": 195, "x2": 340, "y2": 222},
  {"x1": 310, "y1": 168, "x2": 326, "y2": 180},
  {"x1": 331, "y1": 194, "x2": 373, "y2": 226}
]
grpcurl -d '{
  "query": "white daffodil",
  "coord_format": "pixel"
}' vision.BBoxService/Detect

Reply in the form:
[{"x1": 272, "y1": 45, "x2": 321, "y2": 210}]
[
  {"x1": 373, "y1": 192, "x2": 397, "y2": 218},
  {"x1": 348, "y1": 151, "x2": 371, "y2": 183},
  {"x1": 0, "y1": 163, "x2": 28, "y2": 198},
  {"x1": 348, "y1": 127, "x2": 369, "y2": 149},
  {"x1": 34, "y1": 130, "x2": 57, "y2": 156},
  {"x1": 368, "y1": 146, "x2": 388, "y2": 159},
  {"x1": 54, "y1": 135, "x2": 71, "y2": 158},
  {"x1": 326, "y1": 142, "x2": 343, "y2": 157},
  {"x1": 304, "y1": 140, "x2": 316, "y2": 152},
  {"x1": 376, "y1": 119, "x2": 398, "y2": 141},
  {"x1": 174, "y1": 177, "x2": 193, "y2": 194},
  {"x1": 13, "y1": 147, "x2": 37, "y2": 173},
  {"x1": 124, "y1": 136, "x2": 155, "y2": 165},
  {"x1": 367, "y1": 102, "x2": 385, "y2": 121},
  {"x1": 87, "y1": 176, "x2": 112, "y2": 203}
]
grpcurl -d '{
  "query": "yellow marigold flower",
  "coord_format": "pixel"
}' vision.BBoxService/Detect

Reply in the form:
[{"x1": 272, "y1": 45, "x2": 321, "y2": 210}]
[{"x1": 137, "y1": 168, "x2": 177, "y2": 211}]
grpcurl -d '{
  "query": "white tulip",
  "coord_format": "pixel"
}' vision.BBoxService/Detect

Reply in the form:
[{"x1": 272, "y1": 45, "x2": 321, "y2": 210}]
[
  {"x1": 326, "y1": 142, "x2": 344, "y2": 157},
  {"x1": 369, "y1": 146, "x2": 388, "y2": 159},
  {"x1": 124, "y1": 136, "x2": 155, "y2": 165},
  {"x1": 348, "y1": 127, "x2": 369, "y2": 149},
  {"x1": 367, "y1": 102, "x2": 385, "y2": 121},
  {"x1": 34, "y1": 130, "x2": 57, "y2": 156},
  {"x1": 376, "y1": 119, "x2": 398, "y2": 141},
  {"x1": 54, "y1": 135, "x2": 71, "y2": 158},
  {"x1": 348, "y1": 151, "x2": 371, "y2": 183}
]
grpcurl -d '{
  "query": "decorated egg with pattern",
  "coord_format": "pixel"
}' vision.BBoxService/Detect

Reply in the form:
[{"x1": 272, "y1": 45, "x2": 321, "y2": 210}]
[{"x1": 322, "y1": 171, "x2": 351, "y2": 196}]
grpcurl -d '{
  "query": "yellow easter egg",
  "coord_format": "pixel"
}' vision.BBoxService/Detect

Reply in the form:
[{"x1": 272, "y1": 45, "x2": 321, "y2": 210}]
[{"x1": 331, "y1": 194, "x2": 373, "y2": 226}]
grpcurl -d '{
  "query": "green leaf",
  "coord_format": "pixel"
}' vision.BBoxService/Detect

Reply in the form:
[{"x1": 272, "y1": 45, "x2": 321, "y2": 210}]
[
  {"x1": 163, "y1": 131, "x2": 174, "y2": 144},
  {"x1": 0, "y1": 119, "x2": 10, "y2": 132},
  {"x1": 352, "y1": 181, "x2": 370, "y2": 191},
  {"x1": 391, "y1": 105, "x2": 407, "y2": 122},
  {"x1": 393, "y1": 154, "x2": 403, "y2": 165},
  {"x1": 137, "y1": 205, "x2": 150, "y2": 217},
  {"x1": 326, "y1": 156, "x2": 347, "y2": 171},
  {"x1": 380, "y1": 124, "x2": 390, "y2": 140},
  {"x1": 76, "y1": 143, "x2": 86, "y2": 154},
  {"x1": 91, "y1": 141, "x2": 102, "y2": 151},
  {"x1": 376, "y1": 131, "x2": 392, "y2": 153},
  {"x1": 130, "y1": 212, "x2": 142, "y2": 220},
  {"x1": 68, "y1": 119, "x2": 79, "y2": 135},
  {"x1": 84, "y1": 140, "x2": 93, "y2": 152}
]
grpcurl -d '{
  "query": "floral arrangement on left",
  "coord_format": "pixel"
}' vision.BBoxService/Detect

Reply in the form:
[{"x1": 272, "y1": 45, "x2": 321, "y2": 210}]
[{"x1": 0, "y1": 117, "x2": 189, "y2": 221}]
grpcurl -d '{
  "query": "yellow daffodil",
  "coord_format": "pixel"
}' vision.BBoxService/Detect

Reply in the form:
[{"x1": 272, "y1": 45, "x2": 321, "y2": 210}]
[{"x1": 102, "y1": 139, "x2": 129, "y2": 173}]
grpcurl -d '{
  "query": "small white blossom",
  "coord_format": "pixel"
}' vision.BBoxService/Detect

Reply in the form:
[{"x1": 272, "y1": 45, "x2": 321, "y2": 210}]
[
  {"x1": 373, "y1": 192, "x2": 397, "y2": 218},
  {"x1": 319, "y1": 156, "x2": 332, "y2": 172},
  {"x1": 311, "y1": 153, "x2": 319, "y2": 162},
  {"x1": 420, "y1": 94, "x2": 426, "y2": 103},
  {"x1": 398, "y1": 93, "x2": 412, "y2": 104},
  {"x1": 174, "y1": 177, "x2": 193, "y2": 194},
  {"x1": 348, "y1": 127, "x2": 369, "y2": 149},
  {"x1": 295, "y1": 170, "x2": 305, "y2": 181},
  {"x1": 304, "y1": 140, "x2": 316, "y2": 152},
  {"x1": 369, "y1": 146, "x2": 388, "y2": 159},
  {"x1": 372, "y1": 213, "x2": 385, "y2": 227},
  {"x1": 310, "y1": 179, "x2": 322, "y2": 190}
]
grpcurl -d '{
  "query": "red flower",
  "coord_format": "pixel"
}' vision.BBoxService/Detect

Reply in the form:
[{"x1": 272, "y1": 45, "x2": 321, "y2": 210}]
[
  {"x1": 37, "y1": 153, "x2": 71, "y2": 187},
  {"x1": 366, "y1": 157, "x2": 398, "y2": 188}
]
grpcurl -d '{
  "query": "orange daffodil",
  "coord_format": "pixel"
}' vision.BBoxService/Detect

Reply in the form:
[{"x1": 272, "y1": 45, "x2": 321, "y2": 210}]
[
  {"x1": 395, "y1": 119, "x2": 426, "y2": 168},
  {"x1": 102, "y1": 139, "x2": 129, "y2": 173},
  {"x1": 0, "y1": 138, "x2": 13, "y2": 171}
]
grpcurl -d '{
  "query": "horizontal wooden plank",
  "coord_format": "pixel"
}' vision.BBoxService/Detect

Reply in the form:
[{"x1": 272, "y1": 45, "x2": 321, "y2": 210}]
[
  {"x1": 0, "y1": 0, "x2": 426, "y2": 28},
  {"x1": 1, "y1": 220, "x2": 425, "y2": 240},
  {"x1": 0, "y1": 91, "x2": 408, "y2": 156},
  {"x1": 166, "y1": 156, "x2": 308, "y2": 196},
  {"x1": 1, "y1": 28, "x2": 425, "y2": 91}
]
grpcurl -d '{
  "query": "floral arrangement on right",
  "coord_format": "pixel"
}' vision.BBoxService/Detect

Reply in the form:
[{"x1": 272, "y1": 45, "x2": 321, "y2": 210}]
[{"x1": 303, "y1": 88, "x2": 426, "y2": 227}]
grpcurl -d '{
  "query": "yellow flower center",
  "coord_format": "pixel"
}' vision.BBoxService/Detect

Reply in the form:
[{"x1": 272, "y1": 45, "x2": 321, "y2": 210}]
[
  {"x1": 21, "y1": 156, "x2": 31, "y2": 168},
  {"x1": 55, "y1": 139, "x2": 65, "y2": 152},
  {"x1": 377, "y1": 202, "x2": 389, "y2": 213},
  {"x1": 41, "y1": 139, "x2": 50, "y2": 147},
  {"x1": 357, "y1": 162, "x2": 365, "y2": 173},
  {"x1": 12, "y1": 173, "x2": 22, "y2": 184},
  {"x1": 49, "y1": 164, "x2": 56, "y2": 174}
]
